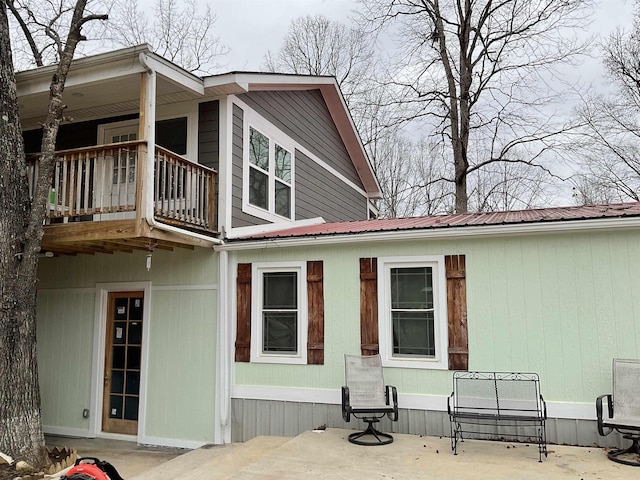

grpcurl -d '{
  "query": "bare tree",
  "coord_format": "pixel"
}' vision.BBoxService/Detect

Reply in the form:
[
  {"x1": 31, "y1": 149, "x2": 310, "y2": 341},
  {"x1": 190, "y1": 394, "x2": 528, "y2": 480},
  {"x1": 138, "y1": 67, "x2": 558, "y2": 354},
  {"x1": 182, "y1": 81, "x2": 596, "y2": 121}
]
[
  {"x1": 0, "y1": 0, "x2": 106, "y2": 468},
  {"x1": 574, "y1": 7, "x2": 640, "y2": 204},
  {"x1": 263, "y1": 14, "x2": 374, "y2": 105},
  {"x1": 264, "y1": 14, "x2": 441, "y2": 218},
  {"x1": 369, "y1": 129, "x2": 421, "y2": 217},
  {"x1": 6, "y1": 0, "x2": 109, "y2": 69},
  {"x1": 359, "y1": 0, "x2": 594, "y2": 213},
  {"x1": 469, "y1": 160, "x2": 559, "y2": 212},
  {"x1": 107, "y1": 0, "x2": 228, "y2": 74}
]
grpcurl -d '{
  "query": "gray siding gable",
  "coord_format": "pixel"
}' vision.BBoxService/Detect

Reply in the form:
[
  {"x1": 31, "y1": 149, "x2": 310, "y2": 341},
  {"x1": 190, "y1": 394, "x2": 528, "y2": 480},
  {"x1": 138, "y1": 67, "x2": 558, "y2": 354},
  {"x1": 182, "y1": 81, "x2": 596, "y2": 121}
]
[
  {"x1": 237, "y1": 90, "x2": 363, "y2": 186},
  {"x1": 295, "y1": 150, "x2": 366, "y2": 222},
  {"x1": 231, "y1": 90, "x2": 369, "y2": 229}
]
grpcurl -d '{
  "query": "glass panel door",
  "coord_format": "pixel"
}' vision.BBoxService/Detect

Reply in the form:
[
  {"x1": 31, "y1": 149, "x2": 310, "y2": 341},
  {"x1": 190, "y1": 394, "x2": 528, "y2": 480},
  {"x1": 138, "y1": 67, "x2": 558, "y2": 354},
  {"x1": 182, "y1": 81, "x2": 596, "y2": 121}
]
[{"x1": 102, "y1": 291, "x2": 144, "y2": 435}]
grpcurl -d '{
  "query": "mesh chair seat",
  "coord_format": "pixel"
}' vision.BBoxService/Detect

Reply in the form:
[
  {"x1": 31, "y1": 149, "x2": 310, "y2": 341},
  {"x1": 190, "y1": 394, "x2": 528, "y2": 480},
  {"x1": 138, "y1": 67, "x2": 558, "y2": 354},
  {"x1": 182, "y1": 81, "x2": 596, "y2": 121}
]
[
  {"x1": 341, "y1": 354, "x2": 398, "y2": 446},
  {"x1": 596, "y1": 358, "x2": 640, "y2": 466}
]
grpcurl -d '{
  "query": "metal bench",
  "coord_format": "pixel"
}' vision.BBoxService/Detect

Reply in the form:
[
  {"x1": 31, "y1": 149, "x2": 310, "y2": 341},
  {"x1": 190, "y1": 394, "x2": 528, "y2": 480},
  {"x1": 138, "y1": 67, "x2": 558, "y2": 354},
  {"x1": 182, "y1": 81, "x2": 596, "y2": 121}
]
[
  {"x1": 596, "y1": 358, "x2": 640, "y2": 466},
  {"x1": 448, "y1": 371, "x2": 548, "y2": 462}
]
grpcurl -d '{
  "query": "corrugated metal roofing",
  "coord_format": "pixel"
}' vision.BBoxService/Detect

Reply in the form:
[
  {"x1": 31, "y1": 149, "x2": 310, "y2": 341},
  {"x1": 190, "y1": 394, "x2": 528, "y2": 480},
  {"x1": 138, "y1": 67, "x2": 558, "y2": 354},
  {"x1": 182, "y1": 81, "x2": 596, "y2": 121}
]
[{"x1": 238, "y1": 202, "x2": 640, "y2": 240}]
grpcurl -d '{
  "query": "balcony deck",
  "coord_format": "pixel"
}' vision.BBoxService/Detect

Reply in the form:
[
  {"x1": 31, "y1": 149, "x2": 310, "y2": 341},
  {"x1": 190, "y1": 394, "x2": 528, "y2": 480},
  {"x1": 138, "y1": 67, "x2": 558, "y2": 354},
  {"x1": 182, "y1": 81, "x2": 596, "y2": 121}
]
[{"x1": 29, "y1": 141, "x2": 218, "y2": 256}]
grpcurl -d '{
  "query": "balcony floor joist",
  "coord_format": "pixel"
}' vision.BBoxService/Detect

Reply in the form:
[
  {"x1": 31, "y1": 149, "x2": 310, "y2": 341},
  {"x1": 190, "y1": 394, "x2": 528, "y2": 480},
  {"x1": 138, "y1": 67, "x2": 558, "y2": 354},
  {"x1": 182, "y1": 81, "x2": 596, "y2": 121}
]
[{"x1": 41, "y1": 219, "x2": 219, "y2": 256}]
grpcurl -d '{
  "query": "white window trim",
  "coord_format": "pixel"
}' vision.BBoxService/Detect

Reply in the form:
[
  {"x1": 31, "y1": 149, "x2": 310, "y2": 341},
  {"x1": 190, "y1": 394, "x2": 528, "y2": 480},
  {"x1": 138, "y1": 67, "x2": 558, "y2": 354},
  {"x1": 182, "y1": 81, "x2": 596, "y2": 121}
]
[
  {"x1": 250, "y1": 261, "x2": 308, "y2": 365},
  {"x1": 242, "y1": 110, "x2": 296, "y2": 223},
  {"x1": 378, "y1": 256, "x2": 448, "y2": 370}
]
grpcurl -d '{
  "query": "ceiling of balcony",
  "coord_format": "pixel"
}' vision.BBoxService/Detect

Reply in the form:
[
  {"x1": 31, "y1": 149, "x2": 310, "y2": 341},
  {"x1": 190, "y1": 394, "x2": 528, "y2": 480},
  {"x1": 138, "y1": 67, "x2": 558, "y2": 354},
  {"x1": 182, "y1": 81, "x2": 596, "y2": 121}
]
[{"x1": 18, "y1": 74, "x2": 201, "y2": 131}]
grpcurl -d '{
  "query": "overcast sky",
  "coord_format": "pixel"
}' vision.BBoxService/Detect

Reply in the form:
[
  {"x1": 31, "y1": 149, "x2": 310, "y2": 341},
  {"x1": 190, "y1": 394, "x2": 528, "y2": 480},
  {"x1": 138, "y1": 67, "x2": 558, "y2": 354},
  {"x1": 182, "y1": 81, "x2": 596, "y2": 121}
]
[
  {"x1": 133, "y1": 0, "x2": 637, "y2": 83},
  {"x1": 203, "y1": 0, "x2": 636, "y2": 80},
  {"x1": 211, "y1": 0, "x2": 358, "y2": 71}
]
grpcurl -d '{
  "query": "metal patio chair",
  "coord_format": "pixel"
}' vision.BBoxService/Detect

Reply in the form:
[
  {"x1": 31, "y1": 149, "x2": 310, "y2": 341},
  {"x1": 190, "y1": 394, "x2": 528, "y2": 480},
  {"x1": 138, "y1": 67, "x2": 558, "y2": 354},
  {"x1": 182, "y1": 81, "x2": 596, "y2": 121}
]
[
  {"x1": 341, "y1": 354, "x2": 398, "y2": 445},
  {"x1": 596, "y1": 358, "x2": 640, "y2": 466}
]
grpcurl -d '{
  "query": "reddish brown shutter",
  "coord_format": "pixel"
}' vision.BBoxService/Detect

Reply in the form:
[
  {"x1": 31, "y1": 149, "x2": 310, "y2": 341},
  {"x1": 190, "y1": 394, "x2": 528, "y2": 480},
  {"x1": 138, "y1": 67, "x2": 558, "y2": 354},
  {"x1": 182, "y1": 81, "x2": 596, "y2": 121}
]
[
  {"x1": 307, "y1": 261, "x2": 325, "y2": 365},
  {"x1": 235, "y1": 263, "x2": 252, "y2": 362},
  {"x1": 445, "y1": 255, "x2": 468, "y2": 370},
  {"x1": 359, "y1": 257, "x2": 379, "y2": 356}
]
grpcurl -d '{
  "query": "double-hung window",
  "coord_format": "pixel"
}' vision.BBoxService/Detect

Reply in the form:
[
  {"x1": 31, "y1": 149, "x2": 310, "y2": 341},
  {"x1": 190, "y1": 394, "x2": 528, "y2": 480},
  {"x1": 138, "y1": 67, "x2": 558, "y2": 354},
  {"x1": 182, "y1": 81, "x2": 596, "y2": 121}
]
[
  {"x1": 378, "y1": 256, "x2": 448, "y2": 369},
  {"x1": 246, "y1": 124, "x2": 293, "y2": 221},
  {"x1": 250, "y1": 262, "x2": 308, "y2": 364}
]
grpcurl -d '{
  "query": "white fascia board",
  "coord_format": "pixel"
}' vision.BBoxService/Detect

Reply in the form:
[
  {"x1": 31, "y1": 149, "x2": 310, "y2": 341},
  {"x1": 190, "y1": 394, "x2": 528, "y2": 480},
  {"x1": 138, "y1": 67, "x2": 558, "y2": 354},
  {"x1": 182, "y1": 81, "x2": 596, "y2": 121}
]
[
  {"x1": 226, "y1": 217, "x2": 326, "y2": 240},
  {"x1": 224, "y1": 72, "x2": 338, "y2": 89},
  {"x1": 139, "y1": 53, "x2": 204, "y2": 95},
  {"x1": 203, "y1": 73, "x2": 250, "y2": 94},
  {"x1": 17, "y1": 58, "x2": 146, "y2": 96},
  {"x1": 17, "y1": 44, "x2": 152, "y2": 96},
  {"x1": 218, "y1": 216, "x2": 640, "y2": 251}
]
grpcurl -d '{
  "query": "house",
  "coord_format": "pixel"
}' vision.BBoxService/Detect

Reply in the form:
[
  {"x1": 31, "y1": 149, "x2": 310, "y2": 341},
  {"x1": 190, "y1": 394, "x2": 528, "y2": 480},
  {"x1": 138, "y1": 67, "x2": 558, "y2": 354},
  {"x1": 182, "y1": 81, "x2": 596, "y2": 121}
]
[{"x1": 21, "y1": 45, "x2": 640, "y2": 450}]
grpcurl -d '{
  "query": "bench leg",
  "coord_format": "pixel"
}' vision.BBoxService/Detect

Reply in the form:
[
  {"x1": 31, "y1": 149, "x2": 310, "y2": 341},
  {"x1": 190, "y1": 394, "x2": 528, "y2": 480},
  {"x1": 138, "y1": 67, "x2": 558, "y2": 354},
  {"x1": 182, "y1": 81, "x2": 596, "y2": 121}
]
[
  {"x1": 537, "y1": 422, "x2": 548, "y2": 462},
  {"x1": 450, "y1": 420, "x2": 463, "y2": 455}
]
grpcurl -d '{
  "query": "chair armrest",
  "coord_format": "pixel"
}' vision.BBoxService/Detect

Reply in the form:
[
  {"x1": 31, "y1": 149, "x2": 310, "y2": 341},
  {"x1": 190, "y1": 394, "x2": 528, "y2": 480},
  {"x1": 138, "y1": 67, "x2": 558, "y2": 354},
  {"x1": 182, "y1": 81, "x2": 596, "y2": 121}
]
[
  {"x1": 385, "y1": 385, "x2": 399, "y2": 421},
  {"x1": 447, "y1": 392, "x2": 454, "y2": 416},
  {"x1": 539, "y1": 394, "x2": 547, "y2": 420},
  {"x1": 596, "y1": 394, "x2": 613, "y2": 437},
  {"x1": 341, "y1": 386, "x2": 351, "y2": 422}
]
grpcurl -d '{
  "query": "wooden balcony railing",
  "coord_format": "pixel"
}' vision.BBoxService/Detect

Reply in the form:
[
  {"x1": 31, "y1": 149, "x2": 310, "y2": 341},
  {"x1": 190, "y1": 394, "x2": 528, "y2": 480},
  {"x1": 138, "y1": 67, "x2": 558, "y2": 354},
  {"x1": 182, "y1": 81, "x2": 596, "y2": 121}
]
[
  {"x1": 153, "y1": 146, "x2": 216, "y2": 230},
  {"x1": 27, "y1": 141, "x2": 216, "y2": 232}
]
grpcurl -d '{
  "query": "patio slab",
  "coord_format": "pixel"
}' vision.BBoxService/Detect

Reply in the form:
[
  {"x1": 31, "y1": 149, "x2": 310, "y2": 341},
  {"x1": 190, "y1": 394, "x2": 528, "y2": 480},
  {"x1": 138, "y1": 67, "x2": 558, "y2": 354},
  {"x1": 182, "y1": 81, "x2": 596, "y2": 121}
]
[{"x1": 48, "y1": 429, "x2": 635, "y2": 479}]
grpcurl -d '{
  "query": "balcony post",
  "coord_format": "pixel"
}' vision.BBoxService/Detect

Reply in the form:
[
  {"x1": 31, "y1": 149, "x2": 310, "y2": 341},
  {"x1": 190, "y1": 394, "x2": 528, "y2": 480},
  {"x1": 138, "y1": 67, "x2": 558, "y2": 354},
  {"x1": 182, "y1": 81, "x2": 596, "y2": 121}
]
[
  {"x1": 136, "y1": 70, "x2": 156, "y2": 235},
  {"x1": 208, "y1": 172, "x2": 216, "y2": 231}
]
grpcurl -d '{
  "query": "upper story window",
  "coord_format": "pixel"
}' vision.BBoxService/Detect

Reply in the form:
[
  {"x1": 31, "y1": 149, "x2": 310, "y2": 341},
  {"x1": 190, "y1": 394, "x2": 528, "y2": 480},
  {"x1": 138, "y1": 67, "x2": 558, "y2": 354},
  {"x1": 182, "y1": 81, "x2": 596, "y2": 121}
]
[
  {"x1": 243, "y1": 114, "x2": 295, "y2": 223},
  {"x1": 378, "y1": 256, "x2": 448, "y2": 369}
]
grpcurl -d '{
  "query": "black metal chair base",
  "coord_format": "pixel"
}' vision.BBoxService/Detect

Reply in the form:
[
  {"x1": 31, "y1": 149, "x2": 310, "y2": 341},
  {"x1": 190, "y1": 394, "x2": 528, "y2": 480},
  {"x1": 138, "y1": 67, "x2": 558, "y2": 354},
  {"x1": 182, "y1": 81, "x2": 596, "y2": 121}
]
[
  {"x1": 348, "y1": 420, "x2": 393, "y2": 446},
  {"x1": 608, "y1": 436, "x2": 640, "y2": 466}
]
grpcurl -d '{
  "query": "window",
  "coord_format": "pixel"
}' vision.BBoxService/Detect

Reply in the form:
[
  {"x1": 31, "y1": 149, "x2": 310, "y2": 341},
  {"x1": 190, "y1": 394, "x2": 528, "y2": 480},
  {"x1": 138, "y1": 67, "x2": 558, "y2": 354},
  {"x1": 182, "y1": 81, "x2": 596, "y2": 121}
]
[
  {"x1": 243, "y1": 117, "x2": 295, "y2": 222},
  {"x1": 156, "y1": 117, "x2": 187, "y2": 155},
  {"x1": 390, "y1": 267, "x2": 435, "y2": 356},
  {"x1": 236, "y1": 261, "x2": 325, "y2": 365},
  {"x1": 262, "y1": 271, "x2": 298, "y2": 353},
  {"x1": 378, "y1": 256, "x2": 448, "y2": 369},
  {"x1": 250, "y1": 263, "x2": 308, "y2": 364}
]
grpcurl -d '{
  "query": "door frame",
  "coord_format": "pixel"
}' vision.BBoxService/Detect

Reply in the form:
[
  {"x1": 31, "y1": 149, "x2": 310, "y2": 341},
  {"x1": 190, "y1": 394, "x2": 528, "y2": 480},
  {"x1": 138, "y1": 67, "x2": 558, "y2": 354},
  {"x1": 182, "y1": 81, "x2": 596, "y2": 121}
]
[{"x1": 90, "y1": 281, "x2": 152, "y2": 439}]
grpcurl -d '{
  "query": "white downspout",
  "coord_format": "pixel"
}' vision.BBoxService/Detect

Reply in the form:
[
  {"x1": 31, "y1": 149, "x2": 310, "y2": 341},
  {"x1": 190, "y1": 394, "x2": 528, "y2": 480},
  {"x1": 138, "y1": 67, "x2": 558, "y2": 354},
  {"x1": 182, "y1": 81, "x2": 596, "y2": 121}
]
[
  {"x1": 215, "y1": 249, "x2": 232, "y2": 443},
  {"x1": 138, "y1": 52, "x2": 223, "y2": 246}
]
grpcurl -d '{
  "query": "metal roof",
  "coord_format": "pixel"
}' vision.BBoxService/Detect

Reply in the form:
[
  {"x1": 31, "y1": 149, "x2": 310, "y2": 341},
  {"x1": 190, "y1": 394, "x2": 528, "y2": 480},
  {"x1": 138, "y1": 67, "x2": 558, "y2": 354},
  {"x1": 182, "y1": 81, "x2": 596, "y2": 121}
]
[{"x1": 238, "y1": 202, "x2": 640, "y2": 241}]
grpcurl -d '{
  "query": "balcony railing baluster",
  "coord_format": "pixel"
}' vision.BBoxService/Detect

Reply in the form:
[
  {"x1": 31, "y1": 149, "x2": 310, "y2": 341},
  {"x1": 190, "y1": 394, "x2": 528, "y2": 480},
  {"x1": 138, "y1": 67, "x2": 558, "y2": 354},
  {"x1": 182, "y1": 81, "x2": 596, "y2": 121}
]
[{"x1": 27, "y1": 141, "x2": 216, "y2": 232}]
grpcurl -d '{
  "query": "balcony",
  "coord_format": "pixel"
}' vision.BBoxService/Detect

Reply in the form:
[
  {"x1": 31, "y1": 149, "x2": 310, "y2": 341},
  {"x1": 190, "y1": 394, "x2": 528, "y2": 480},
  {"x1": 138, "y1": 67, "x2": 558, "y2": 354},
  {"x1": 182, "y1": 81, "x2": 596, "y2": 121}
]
[{"x1": 28, "y1": 141, "x2": 218, "y2": 256}]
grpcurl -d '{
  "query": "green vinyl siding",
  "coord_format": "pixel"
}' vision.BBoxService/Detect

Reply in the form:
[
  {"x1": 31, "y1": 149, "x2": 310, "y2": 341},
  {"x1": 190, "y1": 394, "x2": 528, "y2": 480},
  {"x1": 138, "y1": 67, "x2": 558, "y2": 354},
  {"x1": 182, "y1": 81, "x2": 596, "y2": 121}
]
[
  {"x1": 37, "y1": 291, "x2": 95, "y2": 430},
  {"x1": 144, "y1": 290, "x2": 216, "y2": 442},
  {"x1": 233, "y1": 229, "x2": 640, "y2": 404},
  {"x1": 37, "y1": 248, "x2": 218, "y2": 443}
]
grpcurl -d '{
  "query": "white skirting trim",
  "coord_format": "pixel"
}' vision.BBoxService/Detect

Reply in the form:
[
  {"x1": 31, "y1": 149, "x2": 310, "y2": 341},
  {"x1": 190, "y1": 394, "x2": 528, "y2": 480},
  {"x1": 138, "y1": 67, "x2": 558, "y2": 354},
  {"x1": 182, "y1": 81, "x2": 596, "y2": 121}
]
[
  {"x1": 44, "y1": 426, "x2": 207, "y2": 449},
  {"x1": 44, "y1": 426, "x2": 94, "y2": 438},
  {"x1": 138, "y1": 436, "x2": 206, "y2": 450},
  {"x1": 231, "y1": 385, "x2": 597, "y2": 420}
]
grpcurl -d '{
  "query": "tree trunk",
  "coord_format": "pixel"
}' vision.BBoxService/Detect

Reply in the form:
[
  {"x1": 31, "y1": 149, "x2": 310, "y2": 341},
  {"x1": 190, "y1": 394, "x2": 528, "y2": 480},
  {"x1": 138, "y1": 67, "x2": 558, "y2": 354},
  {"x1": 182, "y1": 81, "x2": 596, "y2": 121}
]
[
  {"x1": 0, "y1": 2, "x2": 49, "y2": 468},
  {"x1": 0, "y1": 0, "x2": 102, "y2": 467}
]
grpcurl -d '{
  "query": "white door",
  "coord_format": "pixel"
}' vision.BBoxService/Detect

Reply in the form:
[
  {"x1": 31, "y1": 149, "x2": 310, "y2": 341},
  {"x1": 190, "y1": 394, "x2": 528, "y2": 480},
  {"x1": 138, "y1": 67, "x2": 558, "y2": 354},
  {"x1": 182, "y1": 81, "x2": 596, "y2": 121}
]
[{"x1": 96, "y1": 122, "x2": 139, "y2": 219}]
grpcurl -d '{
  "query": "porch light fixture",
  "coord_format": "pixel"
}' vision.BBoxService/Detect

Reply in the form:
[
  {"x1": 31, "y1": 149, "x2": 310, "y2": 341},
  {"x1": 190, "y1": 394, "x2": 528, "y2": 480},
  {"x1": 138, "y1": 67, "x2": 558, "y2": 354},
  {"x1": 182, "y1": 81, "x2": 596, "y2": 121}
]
[{"x1": 145, "y1": 241, "x2": 157, "y2": 271}]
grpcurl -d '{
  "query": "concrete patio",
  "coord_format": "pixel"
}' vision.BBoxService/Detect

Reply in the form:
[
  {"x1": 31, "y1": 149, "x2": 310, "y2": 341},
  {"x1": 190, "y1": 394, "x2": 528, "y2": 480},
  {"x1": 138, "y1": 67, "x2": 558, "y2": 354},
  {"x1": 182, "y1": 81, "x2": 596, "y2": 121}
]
[{"x1": 46, "y1": 429, "x2": 635, "y2": 479}]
